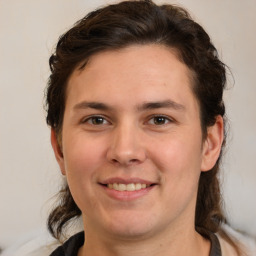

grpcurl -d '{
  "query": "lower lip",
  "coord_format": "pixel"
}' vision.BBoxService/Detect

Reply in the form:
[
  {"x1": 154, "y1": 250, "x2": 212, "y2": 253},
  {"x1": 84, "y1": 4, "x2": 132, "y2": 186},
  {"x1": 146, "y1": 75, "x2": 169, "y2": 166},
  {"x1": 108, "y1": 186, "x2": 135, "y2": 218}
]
[{"x1": 101, "y1": 185, "x2": 155, "y2": 201}]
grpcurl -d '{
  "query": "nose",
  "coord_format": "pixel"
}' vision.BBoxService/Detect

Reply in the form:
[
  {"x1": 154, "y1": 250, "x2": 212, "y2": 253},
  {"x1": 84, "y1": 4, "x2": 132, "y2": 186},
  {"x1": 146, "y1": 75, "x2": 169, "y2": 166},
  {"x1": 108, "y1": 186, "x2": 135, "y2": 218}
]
[{"x1": 106, "y1": 122, "x2": 146, "y2": 166}]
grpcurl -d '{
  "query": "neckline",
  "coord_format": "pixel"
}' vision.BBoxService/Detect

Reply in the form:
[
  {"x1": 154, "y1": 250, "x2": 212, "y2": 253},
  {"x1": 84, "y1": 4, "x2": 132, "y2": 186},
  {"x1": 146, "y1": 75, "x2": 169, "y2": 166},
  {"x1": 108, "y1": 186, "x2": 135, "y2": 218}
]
[{"x1": 50, "y1": 230, "x2": 222, "y2": 256}]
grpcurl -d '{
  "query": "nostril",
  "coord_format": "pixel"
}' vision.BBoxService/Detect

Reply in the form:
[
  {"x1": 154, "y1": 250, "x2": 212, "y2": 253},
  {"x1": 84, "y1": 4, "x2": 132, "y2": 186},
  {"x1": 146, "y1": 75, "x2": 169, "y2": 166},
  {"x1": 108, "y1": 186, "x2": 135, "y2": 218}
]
[{"x1": 110, "y1": 158, "x2": 140, "y2": 166}]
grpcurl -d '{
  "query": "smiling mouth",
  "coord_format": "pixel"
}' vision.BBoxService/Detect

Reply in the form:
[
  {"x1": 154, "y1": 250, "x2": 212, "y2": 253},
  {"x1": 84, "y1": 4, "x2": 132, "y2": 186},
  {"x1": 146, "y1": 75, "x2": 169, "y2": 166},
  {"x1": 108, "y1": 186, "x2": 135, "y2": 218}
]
[{"x1": 102, "y1": 183, "x2": 154, "y2": 192}]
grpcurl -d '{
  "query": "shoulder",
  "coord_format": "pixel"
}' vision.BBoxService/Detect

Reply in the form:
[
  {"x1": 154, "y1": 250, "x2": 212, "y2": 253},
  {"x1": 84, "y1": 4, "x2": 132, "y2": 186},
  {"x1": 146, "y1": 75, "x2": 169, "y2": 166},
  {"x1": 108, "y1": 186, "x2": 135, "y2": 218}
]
[
  {"x1": 217, "y1": 235, "x2": 239, "y2": 256},
  {"x1": 217, "y1": 225, "x2": 256, "y2": 256},
  {"x1": 49, "y1": 232, "x2": 84, "y2": 256},
  {"x1": 1, "y1": 231, "x2": 60, "y2": 256},
  {"x1": 2, "y1": 232, "x2": 84, "y2": 256}
]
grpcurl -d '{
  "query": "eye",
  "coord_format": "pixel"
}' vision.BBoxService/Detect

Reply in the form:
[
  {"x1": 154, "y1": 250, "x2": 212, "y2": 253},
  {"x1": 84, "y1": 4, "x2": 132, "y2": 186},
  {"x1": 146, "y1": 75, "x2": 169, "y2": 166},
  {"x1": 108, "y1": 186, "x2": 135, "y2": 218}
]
[
  {"x1": 148, "y1": 115, "x2": 172, "y2": 125},
  {"x1": 83, "y1": 116, "x2": 110, "y2": 125}
]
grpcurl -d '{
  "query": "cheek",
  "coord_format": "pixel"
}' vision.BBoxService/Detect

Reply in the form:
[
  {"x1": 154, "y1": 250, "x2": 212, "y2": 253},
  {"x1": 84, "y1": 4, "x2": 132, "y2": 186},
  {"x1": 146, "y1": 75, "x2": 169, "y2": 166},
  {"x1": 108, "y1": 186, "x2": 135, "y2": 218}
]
[
  {"x1": 149, "y1": 134, "x2": 203, "y2": 191},
  {"x1": 152, "y1": 135, "x2": 202, "y2": 168},
  {"x1": 61, "y1": 136, "x2": 106, "y2": 210},
  {"x1": 62, "y1": 135, "x2": 105, "y2": 180}
]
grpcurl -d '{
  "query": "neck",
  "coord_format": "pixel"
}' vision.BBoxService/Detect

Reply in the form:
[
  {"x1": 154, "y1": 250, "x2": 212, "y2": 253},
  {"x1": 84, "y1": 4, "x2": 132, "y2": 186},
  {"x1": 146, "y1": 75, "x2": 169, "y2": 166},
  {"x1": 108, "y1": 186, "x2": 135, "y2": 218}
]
[{"x1": 78, "y1": 219, "x2": 210, "y2": 256}]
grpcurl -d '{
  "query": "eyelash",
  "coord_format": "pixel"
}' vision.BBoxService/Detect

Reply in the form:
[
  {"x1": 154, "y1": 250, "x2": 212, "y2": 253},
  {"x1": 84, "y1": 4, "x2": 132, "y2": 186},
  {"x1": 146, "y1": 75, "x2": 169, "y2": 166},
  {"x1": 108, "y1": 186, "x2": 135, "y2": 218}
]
[
  {"x1": 147, "y1": 115, "x2": 173, "y2": 126},
  {"x1": 81, "y1": 115, "x2": 173, "y2": 126},
  {"x1": 82, "y1": 115, "x2": 110, "y2": 125}
]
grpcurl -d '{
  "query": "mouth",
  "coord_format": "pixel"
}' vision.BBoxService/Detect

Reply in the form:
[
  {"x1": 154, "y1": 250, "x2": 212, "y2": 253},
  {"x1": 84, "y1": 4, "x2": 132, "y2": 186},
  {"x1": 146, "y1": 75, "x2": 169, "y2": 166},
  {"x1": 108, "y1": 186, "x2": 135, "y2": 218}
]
[
  {"x1": 99, "y1": 178, "x2": 157, "y2": 200},
  {"x1": 102, "y1": 183, "x2": 154, "y2": 192}
]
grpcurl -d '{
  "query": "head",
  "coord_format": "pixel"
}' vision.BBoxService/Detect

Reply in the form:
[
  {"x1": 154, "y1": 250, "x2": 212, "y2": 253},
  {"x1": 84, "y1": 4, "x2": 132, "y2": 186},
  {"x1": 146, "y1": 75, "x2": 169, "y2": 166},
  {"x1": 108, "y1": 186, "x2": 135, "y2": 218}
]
[{"x1": 46, "y1": 0, "x2": 227, "y2": 241}]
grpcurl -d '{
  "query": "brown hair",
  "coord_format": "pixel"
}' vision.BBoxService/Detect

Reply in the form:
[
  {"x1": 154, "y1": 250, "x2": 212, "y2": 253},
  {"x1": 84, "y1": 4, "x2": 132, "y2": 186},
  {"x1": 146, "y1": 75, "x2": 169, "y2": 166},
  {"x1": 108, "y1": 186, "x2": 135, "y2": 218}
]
[{"x1": 45, "y1": 0, "x2": 242, "y2": 254}]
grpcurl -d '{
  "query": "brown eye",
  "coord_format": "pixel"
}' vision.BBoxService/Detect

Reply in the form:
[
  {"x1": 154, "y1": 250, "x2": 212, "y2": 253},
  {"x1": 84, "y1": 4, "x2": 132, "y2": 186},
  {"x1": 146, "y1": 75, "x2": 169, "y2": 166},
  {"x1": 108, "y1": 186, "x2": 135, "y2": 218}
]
[
  {"x1": 154, "y1": 116, "x2": 167, "y2": 125},
  {"x1": 91, "y1": 117, "x2": 105, "y2": 125},
  {"x1": 148, "y1": 116, "x2": 171, "y2": 125},
  {"x1": 83, "y1": 116, "x2": 109, "y2": 125}
]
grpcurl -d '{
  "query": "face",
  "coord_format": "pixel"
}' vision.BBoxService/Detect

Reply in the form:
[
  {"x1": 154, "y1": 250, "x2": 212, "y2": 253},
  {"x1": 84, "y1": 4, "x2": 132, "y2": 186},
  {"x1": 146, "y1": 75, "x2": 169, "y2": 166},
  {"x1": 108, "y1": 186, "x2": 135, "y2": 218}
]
[{"x1": 52, "y1": 44, "x2": 223, "y2": 241}]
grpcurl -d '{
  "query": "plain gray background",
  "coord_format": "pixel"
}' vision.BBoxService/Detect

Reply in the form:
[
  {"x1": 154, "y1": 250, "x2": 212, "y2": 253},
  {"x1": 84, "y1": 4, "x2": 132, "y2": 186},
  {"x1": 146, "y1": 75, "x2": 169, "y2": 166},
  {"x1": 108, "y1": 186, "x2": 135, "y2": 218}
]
[{"x1": 0, "y1": 0, "x2": 255, "y2": 249}]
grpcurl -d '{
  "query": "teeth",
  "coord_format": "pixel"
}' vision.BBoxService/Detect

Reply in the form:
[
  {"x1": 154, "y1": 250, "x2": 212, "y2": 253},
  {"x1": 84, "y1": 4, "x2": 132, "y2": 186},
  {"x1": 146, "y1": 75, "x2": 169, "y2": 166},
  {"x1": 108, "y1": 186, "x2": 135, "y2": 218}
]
[
  {"x1": 107, "y1": 183, "x2": 149, "y2": 191},
  {"x1": 126, "y1": 183, "x2": 135, "y2": 191},
  {"x1": 119, "y1": 184, "x2": 126, "y2": 191}
]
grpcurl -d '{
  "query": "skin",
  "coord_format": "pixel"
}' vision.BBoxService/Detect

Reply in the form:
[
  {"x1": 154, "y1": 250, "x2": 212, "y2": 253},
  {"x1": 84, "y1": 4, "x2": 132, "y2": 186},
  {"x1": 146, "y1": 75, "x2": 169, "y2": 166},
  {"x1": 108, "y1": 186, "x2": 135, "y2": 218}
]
[{"x1": 51, "y1": 44, "x2": 223, "y2": 256}]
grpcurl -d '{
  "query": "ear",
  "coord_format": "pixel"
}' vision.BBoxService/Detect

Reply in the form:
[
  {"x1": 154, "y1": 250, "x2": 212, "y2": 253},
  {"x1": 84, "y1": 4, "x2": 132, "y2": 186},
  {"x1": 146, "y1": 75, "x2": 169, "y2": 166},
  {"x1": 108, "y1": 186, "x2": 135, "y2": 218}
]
[
  {"x1": 51, "y1": 128, "x2": 66, "y2": 175},
  {"x1": 201, "y1": 115, "x2": 224, "y2": 172}
]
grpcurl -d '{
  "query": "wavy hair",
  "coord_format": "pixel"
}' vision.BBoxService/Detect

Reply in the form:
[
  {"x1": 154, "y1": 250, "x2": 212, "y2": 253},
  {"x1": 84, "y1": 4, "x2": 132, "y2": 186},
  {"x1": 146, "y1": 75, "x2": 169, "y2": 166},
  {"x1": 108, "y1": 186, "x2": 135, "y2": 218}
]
[{"x1": 45, "y1": 1, "x2": 243, "y2": 254}]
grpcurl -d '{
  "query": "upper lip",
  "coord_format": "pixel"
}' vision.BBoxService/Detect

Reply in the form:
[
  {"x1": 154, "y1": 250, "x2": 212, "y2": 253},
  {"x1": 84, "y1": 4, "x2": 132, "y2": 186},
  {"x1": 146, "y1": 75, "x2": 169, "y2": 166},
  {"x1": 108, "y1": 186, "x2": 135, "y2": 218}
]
[{"x1": 100, "y1": 177, "x2": 157, "y2": 185}]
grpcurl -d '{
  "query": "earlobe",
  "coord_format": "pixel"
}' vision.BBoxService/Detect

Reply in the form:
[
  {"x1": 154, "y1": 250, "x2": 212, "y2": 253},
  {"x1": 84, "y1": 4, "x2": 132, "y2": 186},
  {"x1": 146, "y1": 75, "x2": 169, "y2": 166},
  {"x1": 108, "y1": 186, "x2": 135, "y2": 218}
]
[
  {"x1": 201, "y1": 115, "x2": 224, "y2": 172},
  {"x1": 51, "y1": 128, "x2": 66, "y2": 175}
]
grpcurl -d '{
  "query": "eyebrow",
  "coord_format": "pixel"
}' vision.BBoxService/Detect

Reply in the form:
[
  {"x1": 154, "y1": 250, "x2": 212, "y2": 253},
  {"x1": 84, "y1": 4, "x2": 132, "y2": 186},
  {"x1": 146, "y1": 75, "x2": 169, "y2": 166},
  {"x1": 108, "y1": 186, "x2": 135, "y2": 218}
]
[
  {"x1": 137, "y1": 100, "x2": 185, "y2": 111},
  {"x1": 73, "y1": 99, "x2": 185, "y2": 112},
  {"x1": 74, "y1": 101, "x2": 113, "y2": 111}
]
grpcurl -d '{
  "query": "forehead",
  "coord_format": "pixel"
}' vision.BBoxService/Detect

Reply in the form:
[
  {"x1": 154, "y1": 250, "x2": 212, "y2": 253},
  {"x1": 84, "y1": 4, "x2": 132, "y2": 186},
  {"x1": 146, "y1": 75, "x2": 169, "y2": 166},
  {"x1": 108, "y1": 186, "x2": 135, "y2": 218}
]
[{"x1": 66, "y1": 44, "x2": 198, "y2": 111}]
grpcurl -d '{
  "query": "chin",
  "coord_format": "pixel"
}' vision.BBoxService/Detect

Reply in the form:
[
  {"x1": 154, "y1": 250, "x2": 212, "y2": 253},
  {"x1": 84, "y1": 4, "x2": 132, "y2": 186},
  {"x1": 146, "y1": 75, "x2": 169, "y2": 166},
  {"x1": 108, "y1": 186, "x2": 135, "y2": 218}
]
[
  {"x1": 109, "y1": 225, "x2": 153, "y2": 240},
  {"x1": 104, "y1": 213, "x2": 156, "y2": 239}
]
